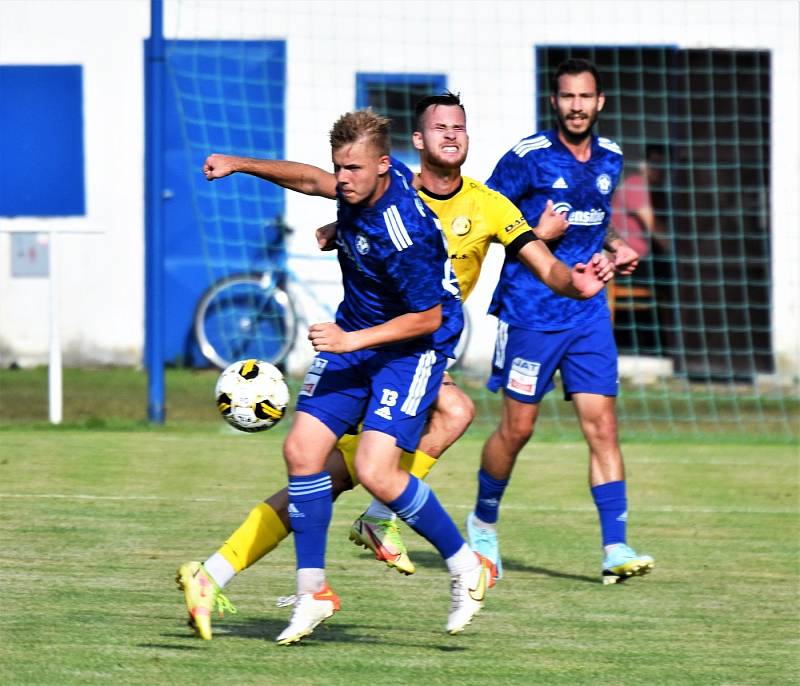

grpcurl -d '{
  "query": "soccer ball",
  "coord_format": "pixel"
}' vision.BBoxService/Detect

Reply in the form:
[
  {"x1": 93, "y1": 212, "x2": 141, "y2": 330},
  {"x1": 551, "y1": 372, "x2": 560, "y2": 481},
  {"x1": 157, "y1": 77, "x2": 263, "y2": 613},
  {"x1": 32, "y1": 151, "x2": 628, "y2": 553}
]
[{"x1": 214, "y1": 359, "x2": 290, "y2": 433}]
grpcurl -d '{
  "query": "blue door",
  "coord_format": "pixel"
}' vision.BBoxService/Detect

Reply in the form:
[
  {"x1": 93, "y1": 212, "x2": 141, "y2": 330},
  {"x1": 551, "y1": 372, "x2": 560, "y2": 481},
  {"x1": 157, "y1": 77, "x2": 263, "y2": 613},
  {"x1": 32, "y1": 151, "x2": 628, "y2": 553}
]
[{"x1": 159, "y1": 40, "x2": 286, "y2": 366}]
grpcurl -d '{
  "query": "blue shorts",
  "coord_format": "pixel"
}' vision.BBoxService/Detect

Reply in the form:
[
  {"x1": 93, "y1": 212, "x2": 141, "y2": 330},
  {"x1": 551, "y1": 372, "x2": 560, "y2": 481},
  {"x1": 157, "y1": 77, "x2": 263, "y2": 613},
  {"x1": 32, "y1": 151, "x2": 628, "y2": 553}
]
[
  {"x1": 487, "y1": 317, "x2": 619, "y2": 404},
  {"x1": 296, "y1": 347, "x2": 445, "y2": 452}
]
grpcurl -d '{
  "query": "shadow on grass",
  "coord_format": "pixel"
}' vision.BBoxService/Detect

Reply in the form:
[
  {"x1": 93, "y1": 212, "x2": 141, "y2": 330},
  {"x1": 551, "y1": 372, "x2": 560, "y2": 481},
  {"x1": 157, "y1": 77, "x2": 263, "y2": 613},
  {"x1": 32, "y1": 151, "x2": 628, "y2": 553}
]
[
  {"x1": 503, "y1": 560, "x2": 597, "y2": 584},
  {"x1": 393, "y1": 550, "x2": 598, "y2": 584},
  {"x1": 174, "y1": 617, "x2": 468, "y2": 651},
  {"x1": 139, "y1": 640, "x2": 207, "y2": 651}
]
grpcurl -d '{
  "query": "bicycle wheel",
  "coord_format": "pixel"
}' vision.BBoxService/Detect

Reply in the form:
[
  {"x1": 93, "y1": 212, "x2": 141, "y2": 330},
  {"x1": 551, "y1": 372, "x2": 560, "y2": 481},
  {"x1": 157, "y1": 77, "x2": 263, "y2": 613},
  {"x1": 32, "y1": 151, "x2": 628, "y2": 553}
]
[
  {"x1": 447, "y1": 306, "x2": 471, "y2": 370},
  {"x1": 194, "y1": 274, "x2": 299, "y2": 369}
]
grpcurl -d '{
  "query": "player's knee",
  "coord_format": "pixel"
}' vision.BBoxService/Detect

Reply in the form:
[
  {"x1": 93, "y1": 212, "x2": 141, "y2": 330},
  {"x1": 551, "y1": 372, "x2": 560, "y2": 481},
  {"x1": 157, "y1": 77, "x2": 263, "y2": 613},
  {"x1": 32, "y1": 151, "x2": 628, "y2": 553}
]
[
  {"x1": 282, "y1": 435, "x2": 300, "y2": 467},
  {"x1": 355, "y1": 462, "x2": 399, "y2": 501},
  {"x1": 501, "y1": 415, "x2": 534, "y2": 449},
  {"x1": 283, "y1": 434, "x2": 315, "y2": 473},
  {"x1": 590, "y1": 424, "x2": 619, "y2": 449},
  {"x1": 355, "y1": 461, "x2": 382, "y2": 497},
  {"x1": 582, "y1": 415, "x2": 619, "y2": 450},
  {"x1": 436, "y1": 392, "x2": 475, "y2": 435},
  {"x1": 452, "y1": 393, "x2": 477, "y2": 430}
]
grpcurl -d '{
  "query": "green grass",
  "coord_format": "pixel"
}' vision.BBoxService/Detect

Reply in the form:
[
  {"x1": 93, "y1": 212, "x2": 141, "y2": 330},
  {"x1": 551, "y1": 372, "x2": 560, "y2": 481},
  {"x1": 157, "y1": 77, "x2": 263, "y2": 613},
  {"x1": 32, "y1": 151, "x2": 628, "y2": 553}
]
[
  {"x1": 0, "y1": 367, "x2": 222, "y2": 430},
  {"x1": 0, "y1": 369, "x2": 798, "y2": 685},
  {"x1": 1, "y1": 434, "x2": 797, "y2": 685},
  {"x1": 1, "y1": 366, "x2": 796, "y2": 442}
]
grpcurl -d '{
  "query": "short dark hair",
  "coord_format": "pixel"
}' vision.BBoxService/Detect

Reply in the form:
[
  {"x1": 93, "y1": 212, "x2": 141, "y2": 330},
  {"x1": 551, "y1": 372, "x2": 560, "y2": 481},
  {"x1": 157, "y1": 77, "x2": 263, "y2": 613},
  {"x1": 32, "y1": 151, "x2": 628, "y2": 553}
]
[
  {"x1": 551, "y1": 58, "x2": 603, "y2": 95},
  {"x1": 413, "y1": 90, "x2": 464, "y2": 131}
]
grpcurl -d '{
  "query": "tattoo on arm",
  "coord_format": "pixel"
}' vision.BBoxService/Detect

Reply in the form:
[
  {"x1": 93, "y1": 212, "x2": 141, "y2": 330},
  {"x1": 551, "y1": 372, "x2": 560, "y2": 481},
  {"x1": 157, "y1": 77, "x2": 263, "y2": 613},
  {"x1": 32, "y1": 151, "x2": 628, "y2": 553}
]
[{"x1": 604, "y1": 226, "x2": 622, "y2": 250}]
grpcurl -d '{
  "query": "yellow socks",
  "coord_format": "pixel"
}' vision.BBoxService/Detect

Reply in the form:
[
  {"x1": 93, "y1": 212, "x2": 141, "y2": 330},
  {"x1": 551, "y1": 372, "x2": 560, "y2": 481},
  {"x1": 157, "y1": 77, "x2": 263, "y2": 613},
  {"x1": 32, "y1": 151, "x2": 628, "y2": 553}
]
[
  {"x1": 400, "y1": 449, "x2": 437, "y2": 480},
  {"x1": 215, "y1": 452, "x2": 436, "y2": 575},
  {"x1": 218, "y1": 502, "x2": 289, "y2": 573}
]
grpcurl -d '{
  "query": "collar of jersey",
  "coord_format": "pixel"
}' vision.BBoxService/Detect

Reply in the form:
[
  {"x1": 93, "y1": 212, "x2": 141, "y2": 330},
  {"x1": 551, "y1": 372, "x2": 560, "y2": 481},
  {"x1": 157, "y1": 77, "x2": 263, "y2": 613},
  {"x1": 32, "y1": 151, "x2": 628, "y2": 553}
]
[
  {"x1": 550, "y1": 128, "x2": 599, "y2": 161},
  {"x1": 418, "y1": 177, "x2": 463, "y2": 201}
]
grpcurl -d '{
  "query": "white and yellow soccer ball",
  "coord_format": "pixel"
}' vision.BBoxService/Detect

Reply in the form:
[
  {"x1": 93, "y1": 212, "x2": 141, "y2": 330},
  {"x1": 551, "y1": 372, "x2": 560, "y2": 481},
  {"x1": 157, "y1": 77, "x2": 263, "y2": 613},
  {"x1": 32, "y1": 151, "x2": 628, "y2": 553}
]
[{"x1": 214, "y1": 359, "x2": 290, "y2": 433}]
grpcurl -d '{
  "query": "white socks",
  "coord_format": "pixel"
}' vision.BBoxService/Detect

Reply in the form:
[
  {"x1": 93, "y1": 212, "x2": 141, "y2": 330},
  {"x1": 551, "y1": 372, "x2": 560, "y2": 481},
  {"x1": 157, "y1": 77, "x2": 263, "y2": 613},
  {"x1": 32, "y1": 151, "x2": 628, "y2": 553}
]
[
  {"x1": 445, "y1": 543, "x2": 480, "y2": 576},
  {"x1": 297, "y1": 568, "x2": 326, "y2": 595},
  {"x1": 364, "y1": 498, "x2": 397, "y2": 521},
  {"x1": 203, "y1": 553, "x2": 236, "y2": 589}
]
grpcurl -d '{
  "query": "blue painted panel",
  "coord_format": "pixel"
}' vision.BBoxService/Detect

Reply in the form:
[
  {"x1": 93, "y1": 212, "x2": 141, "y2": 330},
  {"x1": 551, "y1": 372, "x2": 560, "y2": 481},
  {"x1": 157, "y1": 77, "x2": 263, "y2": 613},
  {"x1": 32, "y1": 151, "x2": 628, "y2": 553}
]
[
  {"x1": 158, "y1": 40, "x2": 286, "y2": 366},
  {"x1": 0, "y1": 65, "x2": 85, "y2": 216}
]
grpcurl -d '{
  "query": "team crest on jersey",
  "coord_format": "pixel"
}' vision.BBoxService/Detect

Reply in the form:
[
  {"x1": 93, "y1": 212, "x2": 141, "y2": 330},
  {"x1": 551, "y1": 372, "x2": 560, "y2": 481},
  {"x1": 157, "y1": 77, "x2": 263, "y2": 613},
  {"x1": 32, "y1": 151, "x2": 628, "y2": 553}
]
[
  {"x1": 355, "y1": 232, "x2": 370, "y2": 255},
  {"x1": 451, "y1": 216, "x2": 471, "y2": 236},
  {"x1": 596, "y1": 173, "x2": 613, "y2": 195}
]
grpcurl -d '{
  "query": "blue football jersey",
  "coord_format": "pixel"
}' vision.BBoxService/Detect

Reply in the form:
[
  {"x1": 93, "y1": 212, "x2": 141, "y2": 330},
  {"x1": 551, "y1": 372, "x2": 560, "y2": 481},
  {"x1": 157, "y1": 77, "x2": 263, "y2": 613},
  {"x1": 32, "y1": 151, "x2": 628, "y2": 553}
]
[
  {"x1": 486, "y1": 130, "x2": 623, "y2": 330},
  {"x1": 334, "y1": 165, "x2": 463, "y2": 357},
  {"x1": 389, "y1": 156, "x2": 415, "y2": 184}
]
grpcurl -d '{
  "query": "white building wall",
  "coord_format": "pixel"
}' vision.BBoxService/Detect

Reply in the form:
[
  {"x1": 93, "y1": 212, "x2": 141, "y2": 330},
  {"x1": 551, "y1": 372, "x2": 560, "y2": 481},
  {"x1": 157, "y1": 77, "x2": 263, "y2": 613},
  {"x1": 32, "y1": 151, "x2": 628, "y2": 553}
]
[
  {"x1": 0, "y1": 0, "x2": 149, "y2": 366},
  {"x1": 0, "y1": 0, "x2": 797, "y2": 377}
]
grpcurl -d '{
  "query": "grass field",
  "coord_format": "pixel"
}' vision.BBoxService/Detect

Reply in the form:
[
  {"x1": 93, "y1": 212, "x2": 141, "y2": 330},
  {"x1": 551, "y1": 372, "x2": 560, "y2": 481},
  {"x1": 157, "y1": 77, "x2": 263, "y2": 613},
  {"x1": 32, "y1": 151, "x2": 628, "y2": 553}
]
[{"x1": 1, "y1": 369, "x2": 798, "y2": 685}]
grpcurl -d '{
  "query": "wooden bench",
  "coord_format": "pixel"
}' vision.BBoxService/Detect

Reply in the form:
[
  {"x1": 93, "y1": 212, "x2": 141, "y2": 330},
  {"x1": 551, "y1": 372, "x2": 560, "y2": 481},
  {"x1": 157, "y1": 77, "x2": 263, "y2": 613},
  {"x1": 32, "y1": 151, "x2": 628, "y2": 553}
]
[{"x1": 607, "y1": 281, "x2": 653, "y2": 323}]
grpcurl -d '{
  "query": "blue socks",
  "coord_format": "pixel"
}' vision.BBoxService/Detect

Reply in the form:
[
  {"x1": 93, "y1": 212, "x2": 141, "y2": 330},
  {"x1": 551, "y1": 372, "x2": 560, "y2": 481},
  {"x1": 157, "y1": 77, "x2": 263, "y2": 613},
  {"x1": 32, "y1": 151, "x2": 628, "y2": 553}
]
[
  {"x1": 474, "y1": 468, "x2": 509, "y2": 524},
  {"x1": 591, "y1": 480, "x2": 628, "y2": 547},
  {"x1": 388, "y1": 475, "x2": 464, "y2": 559},
  {"x1": 288, "y1": 472, "x2": 332, "y2": 569}
]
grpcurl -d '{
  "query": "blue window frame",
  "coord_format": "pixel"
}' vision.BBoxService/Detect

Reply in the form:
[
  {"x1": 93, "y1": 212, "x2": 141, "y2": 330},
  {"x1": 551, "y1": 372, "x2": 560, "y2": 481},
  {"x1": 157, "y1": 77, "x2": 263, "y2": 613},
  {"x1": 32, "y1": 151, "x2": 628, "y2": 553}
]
[
  {"x1": 0, "y1": 65, "x2": 85, "y2": 216},
  {"x1": 356, "y1": 72, "x2": 447, "y2": 164}
]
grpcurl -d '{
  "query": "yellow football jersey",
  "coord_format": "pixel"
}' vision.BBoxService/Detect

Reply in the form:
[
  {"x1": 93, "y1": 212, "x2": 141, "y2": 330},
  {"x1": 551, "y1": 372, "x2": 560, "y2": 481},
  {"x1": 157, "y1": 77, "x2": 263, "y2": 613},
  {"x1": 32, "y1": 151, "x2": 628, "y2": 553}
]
[{"x1": 418, "y1": 176, "x2": 532, "y2": 301}]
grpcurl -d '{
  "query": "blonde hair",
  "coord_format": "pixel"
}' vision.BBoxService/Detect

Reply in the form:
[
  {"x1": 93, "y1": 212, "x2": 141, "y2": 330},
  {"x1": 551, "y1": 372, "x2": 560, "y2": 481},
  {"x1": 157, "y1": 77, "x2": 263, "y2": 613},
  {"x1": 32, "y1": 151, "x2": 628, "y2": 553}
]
[{"x1": 329, "y1": 109, "x2": 391, "y2": 155}]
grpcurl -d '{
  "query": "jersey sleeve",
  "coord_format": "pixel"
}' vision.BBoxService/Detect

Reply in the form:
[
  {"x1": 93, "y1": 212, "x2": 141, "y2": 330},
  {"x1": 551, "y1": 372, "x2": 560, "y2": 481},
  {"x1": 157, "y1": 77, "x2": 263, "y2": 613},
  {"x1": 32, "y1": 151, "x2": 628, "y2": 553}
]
[
  {"x1": 486, "y1": 145, "x2": 538, "y2": 206},
  {"x1": 486, "y1": 189, "x2": 536, "y2": 247}
]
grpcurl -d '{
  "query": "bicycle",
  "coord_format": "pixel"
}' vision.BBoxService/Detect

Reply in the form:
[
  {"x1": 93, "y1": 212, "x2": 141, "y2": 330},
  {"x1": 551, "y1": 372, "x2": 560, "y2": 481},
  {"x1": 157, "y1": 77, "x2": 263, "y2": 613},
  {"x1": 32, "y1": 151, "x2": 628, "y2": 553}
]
[
  {"x1": 194, "y1": 254, "x2": 471, "y2": 370},
  {"x1": 194, "y1": 253, "x2": 338, "y2": 370}
]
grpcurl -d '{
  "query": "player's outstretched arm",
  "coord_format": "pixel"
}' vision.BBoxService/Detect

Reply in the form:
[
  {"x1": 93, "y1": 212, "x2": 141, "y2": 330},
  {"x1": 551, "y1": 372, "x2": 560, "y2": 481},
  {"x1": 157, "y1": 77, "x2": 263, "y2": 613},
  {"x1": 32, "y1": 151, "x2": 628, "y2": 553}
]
[
  {"x1": 532, "y1": 199, "x2": 569, "y2": 241},
  {"x1": 307, "y1": 305, "x2": 442, "y2": 353},
  {"x1": 203, "y1": 153, "x2": 337, "y2": 199},
  {"x1": 517, "y1": 240, "x2": 611, "y2": 300}
]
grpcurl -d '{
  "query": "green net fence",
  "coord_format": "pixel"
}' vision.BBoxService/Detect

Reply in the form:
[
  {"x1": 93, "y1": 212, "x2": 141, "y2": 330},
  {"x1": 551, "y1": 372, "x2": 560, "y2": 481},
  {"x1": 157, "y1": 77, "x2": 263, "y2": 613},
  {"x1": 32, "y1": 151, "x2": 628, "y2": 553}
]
[{"x1": 163, "y1": 1, "x2": 799, "y2": 441}]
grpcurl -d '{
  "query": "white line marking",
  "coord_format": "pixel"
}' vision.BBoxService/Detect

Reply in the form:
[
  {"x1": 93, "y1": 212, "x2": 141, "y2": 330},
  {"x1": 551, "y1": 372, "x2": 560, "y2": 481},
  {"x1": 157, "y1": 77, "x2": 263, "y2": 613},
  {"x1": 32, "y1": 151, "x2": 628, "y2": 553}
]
[{"x1": 0, "y1": 493, "x2": 795, "y2": 515}]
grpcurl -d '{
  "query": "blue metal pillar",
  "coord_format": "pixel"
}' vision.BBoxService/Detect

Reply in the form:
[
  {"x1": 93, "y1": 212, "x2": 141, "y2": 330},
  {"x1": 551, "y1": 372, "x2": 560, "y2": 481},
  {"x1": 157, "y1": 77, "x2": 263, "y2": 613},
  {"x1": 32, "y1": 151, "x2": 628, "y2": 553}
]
[{"x1": 145, "y1": 0, "x2": 165, "y2": 422}]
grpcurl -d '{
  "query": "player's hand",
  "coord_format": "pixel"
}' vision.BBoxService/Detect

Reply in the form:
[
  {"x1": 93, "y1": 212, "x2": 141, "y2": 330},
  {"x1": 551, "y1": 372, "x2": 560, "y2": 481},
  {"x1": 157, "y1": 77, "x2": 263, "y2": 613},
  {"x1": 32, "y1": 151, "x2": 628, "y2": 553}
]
[
  {"x1": 534, "y1": 199, "x2": 569, "y2": 241},
  {"x1": 611, "y1": 243, "x2": 640, "y2": 275},
  {"x1": 203, "y1": 153, "x2": 238, "y2": 181},
  {"x1": 316, "y1": 222, "x2": 338, "y2": 251},
  {"x1": 308, "y1": 322, "x2": 353, "y2": 353},
  {"x1": 571, "y1": 255, "x2": 609, "y2": 299},
  {"x1": 591, "y1": 252, "x2": 615, "y2": 282}
]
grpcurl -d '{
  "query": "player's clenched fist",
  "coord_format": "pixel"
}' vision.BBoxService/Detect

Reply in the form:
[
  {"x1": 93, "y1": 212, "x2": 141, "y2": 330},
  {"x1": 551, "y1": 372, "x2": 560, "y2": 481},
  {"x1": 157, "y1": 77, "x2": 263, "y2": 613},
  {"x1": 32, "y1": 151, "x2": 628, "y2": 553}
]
[{"x1": 203, "y1": 153, "x2": 239, "y2": 181}]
